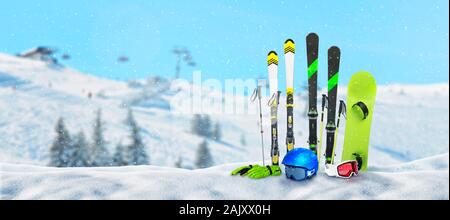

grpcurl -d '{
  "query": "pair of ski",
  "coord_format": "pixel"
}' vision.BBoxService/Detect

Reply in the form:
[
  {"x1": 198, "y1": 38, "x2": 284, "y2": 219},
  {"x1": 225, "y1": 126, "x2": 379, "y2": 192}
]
[
  {"x1": 307, "y1": 33, "x2": 377, "y2": 173},
  {"x1": 266, "y1": 39, "x2": 296, "y2": 166},
  {"x1": 305, "y1": 33, "x2": 341, "y2": 167},
  {"x1": 266, "y1": 36, "x2": 324, "y2": 168}
]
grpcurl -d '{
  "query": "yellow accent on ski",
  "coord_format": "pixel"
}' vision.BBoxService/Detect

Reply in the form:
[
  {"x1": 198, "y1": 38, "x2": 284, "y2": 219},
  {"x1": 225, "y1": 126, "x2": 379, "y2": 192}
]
[
  {"x1": 286, "y1": 88, "x2": 294, "y2": 95},
  {"x1": 287, "y1": 143, "x2": 294, "y2": 151},
  {"x1": 286, "y1": 104, "x2": 294, "y2": 108},
  {"x1": 267, "y1": 51, "x2": 278, "y2": 66},
  {"x1": 288, "y1": 116, "x2": 293, "y2": 124},
  {"x1": 272, "y1": 155, "x2": 279, "y2": 165},
  {"x1": 284, "y1": 39, "x2": 295, "y2": 54}
]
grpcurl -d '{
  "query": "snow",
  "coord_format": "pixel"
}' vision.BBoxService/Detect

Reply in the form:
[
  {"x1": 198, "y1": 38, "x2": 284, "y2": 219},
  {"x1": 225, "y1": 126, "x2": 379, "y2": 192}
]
[
  {"x1": 0, "y1": 53, "x2": 449, "y2": 199},
  {"x1": 1, "y1": 153, "x2": 448, "y2": 200}
]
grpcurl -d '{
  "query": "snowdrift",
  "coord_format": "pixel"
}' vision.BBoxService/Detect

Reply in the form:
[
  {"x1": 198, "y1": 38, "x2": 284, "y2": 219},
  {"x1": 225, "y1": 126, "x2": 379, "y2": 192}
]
[{"x1": 1, "y1": 153, "x2": 448, "y2": 200}]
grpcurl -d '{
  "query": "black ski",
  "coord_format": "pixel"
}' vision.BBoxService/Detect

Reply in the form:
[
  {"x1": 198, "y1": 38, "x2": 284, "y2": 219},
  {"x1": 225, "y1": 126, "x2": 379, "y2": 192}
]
[
  {"x1": 325, "y1": 46, "x2": 340, "y2": 164},
  {"x1": 306, "y1": 33, "x2": 319, "y2": 154}
]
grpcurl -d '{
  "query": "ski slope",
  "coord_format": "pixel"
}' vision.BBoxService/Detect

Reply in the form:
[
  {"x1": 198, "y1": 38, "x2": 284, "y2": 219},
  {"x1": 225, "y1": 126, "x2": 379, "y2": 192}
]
[
  {"x1": 1, "y1": 153, "x2": 448, "y2": 200},
  {"x1": 0, "y1": 53, "x2": 254, "y2": 168}
]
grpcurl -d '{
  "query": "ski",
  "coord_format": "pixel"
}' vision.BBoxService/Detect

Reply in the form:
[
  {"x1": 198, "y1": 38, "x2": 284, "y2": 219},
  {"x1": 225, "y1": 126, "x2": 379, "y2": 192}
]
[
  {"x1": 325, "y1": 46, "x2": 340, "y2": 165},
  {"x1": 267, "y1": 51, "x2": 281, "y2": 165},
  {"x1": 284, "y1": 39, "x2": 295, "y2": 152},
  {"x1": 306, "y1": 33, "x2": 319, "y2": 155}
]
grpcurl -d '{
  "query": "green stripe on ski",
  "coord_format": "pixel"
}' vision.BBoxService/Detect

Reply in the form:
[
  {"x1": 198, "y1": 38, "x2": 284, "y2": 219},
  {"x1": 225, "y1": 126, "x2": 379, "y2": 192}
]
[
  {"x1": 308, "y1": 59, "x2": 318, "y2": 79},
  {"x1": 328, "y1": 72, "x2": 339, "y2": 92}
]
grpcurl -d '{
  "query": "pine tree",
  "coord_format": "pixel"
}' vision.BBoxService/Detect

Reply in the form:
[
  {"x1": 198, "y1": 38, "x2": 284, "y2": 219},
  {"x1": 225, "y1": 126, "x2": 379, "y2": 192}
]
[
  {"x1": 201, "y1": 115, "x2": 212, "y2": 137},
  {"x1": 191, "y1": 114, "x2": 213, "y2": 138},
  {"x1": 212, "y1": 122, "x2": 222, "y2": 141},
  {"x1": 90, "y1": 109, "x2": 110, "y2": 166},
  {"x1": 195, "y1": 139, "x2": 214, "y2": 169},
  {"x1": 71, "y1": 131, "x2": 90, "y2": 167},
  {"x1": 125, "y1": 109, "x2": 149, "y2": 165},
  {"x1": 175, "y1": 156, "x2": 183, "y2": 168},
  {"x1": 112, "y1": 142, "x2": 127, "y2": 166},
  {"x1": 191, "y1": 114, "x2": 202, "y2": 135},
  {"x1": 49, "y1": 117, "x2": 72, "y2": 167}
]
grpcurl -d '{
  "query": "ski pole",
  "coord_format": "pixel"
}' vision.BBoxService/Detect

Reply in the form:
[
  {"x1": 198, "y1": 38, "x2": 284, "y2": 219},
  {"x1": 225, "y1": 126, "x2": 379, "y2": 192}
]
[
  {"x1": 251, "y1": 85, "x2": 265, "y2": 166},
  {"x1": 332, "y1": 100, "x2": 346, "y2": 161},
  {"x1": 317, "y1": 94, "x2": 328, "y2": 162}
]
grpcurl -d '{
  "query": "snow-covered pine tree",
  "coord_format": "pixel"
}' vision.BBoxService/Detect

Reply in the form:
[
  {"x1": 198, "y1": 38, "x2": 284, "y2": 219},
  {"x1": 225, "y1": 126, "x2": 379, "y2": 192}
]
[
  {"x1": 125, "y1": 109, "x2": 149, "y2": 165},
  {"x1": 90, "y1": 109, "x2": 110, "y2": 166},
  {"x1": 70, "y1": 131, "x2": 90, "y2": 167},
  {"x1": 175, "y1": 156, "x2": 183, "y2": 168},
  {"x1": 191, "y1": 114, "x2": 202, "y2": 135},
  {"x1": 191, "y1": 114, "x2": 214, "y2": 138},
  {"x1": 195, "y1": 139, "x2": 214, "y2": 168},
  {"x1": 112, "y1": 141, "x2": 127, "y2": 166},
  {"x1": 201, "y1": 115, "x2": 212, "y2": 137},
  {"x1": 49, "y1": 117, "x2": 72, "y2": 167},
  {"x1": 212, "y1": 122, "x2": 222, "y2": 141}
]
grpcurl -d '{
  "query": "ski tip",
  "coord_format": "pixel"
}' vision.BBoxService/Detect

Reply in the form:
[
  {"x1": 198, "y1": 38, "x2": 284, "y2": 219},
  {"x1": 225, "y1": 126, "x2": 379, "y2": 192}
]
[
  {"x1": 306, "y1": 33, "x2": 319, "y2": 41},
  {"x1": 284, "y1": 39, "x2": 295, "y2": 54},
  {"x1": 328, "y1": 46, "x2": 341, "y2": 56},
  {"x1": 329, "y1": 46, "x2": 340, "y2": 52},
  {"x1": 284, "y1": 39, "x2": 295, "y2": 44},
  {"x1": 268, "y1": 51, "x2": 278, "y2": 56},
  {"x1": 267, "y1": 51, "x2": 278, "y2": 66}
]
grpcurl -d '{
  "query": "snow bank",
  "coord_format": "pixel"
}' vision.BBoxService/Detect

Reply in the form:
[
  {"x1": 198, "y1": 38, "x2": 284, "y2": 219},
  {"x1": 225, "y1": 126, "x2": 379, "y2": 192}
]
[{"x1": 1, "y1": 153, "x2": 448, "y2": 200}]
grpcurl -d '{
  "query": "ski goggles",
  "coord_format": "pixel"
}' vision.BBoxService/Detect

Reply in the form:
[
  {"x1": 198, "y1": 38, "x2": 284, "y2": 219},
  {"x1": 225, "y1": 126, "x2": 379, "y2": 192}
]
[
  {"x1": 284, "y1": 166, "x2": 316, "y2": 181},
  {"x1": 325, "y1": 160, "x2": 359, "y2": 179}
]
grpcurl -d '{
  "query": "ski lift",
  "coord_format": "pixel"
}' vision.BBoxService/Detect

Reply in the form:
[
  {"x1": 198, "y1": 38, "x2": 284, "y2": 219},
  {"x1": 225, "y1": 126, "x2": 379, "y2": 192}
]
[
  {"x1": 172, "y1": 46, "x2": 197, "y2": 78},
  {"x1": 118, "y1": 56, "x2": 129, "y2": 63},
  {"x1": 62, "y1": 54, "x2": 70, "y2": 60}
]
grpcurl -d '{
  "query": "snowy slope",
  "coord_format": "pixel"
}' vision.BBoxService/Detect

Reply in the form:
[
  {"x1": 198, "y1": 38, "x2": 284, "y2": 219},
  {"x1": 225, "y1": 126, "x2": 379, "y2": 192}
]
[
  {"x1": 0, "y1": 52, "x2": 449, "y2": 169},
  {"x1": 0, "y1": 53, "x2": 250, "y2": 167},
  {"x1": 0, "y1": 153, "x2": 448, "y2": 200}
]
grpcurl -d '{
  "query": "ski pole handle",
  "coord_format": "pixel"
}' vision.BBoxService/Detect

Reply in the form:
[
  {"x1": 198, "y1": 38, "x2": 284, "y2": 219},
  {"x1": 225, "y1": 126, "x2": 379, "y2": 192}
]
[
  {"x1": 338, "y1": 100, "x2": 346, "y2": 117},
  {"x1": 257, "y1": 85, "x2": 262, "y2": 99},
  {"x1": 321, "y1": 94, "x2": 327, "y2": 110}
]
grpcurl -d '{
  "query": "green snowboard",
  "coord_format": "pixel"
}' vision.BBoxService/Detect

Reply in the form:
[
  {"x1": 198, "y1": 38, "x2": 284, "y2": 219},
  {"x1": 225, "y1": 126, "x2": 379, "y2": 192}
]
[{"x1": 341, "y1": 71, "x2": 377, "y2": 172}]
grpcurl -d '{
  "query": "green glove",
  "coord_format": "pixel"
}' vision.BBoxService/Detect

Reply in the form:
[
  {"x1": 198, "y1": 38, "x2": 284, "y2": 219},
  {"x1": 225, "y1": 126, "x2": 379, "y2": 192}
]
[
  {"x1": 231, "y1": 164, "x2": 260, "y2": 176},
  {"x1": 246, "y1": 165, "x2": 282, "y2": 179}
]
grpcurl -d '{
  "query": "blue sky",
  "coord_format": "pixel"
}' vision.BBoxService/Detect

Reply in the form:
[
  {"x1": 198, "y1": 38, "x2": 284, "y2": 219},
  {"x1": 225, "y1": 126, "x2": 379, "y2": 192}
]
[{"x1": 0, "y1": 0, "x2": 448, "y2": 89}]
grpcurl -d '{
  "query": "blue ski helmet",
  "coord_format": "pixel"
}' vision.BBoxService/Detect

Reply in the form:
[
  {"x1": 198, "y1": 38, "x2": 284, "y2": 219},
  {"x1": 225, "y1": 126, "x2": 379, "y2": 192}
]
[{"x1": 282, "y1": 148, "x2": 318, "y2": 181}]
